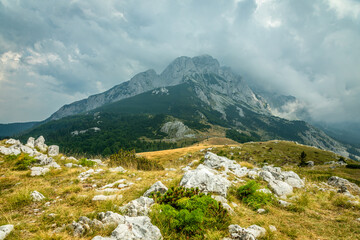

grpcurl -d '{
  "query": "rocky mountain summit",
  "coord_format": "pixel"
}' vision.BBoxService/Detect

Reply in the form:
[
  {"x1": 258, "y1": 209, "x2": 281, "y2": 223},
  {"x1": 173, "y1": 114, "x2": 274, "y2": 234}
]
[
  {"x1": 48, "y1": 55, "x2": 269, "y2": 121},
  {"x1": 1, "y1": 137, "x2": 359, "y2": 239}
]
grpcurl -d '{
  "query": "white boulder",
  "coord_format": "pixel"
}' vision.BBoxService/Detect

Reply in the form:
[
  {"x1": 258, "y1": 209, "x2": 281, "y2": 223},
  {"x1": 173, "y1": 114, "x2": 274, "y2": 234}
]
[
  {"x1": 48, "y1": 145, "x2": 59, "y2": 156},
  {"x1": 5, "y1": 139, "x2": 20, "y2": 145},
  {"x1": 35, "y1": 136, "x2": 48, "y2": 152},
  {"x1": 328, "y1": 176, "x2": 360, "y2": 194},
  {"x1": 268, "y1": 180, "x2": 293, "y2": 197},
  {"x1": 31, "y1": 190, "x2": 45, "y2": 201},
  {"x1": 119, "y1": 197, "x2": 155, "y2": 217},
  {"x1": 180, "y1": 164, "x2": 231, "y2": 197},
  {"x1": 228, "y1": 224, "x2": 266, "y2": 240},
  {"x1": 203, "y1": 152, "x2": 249, "y2": 177},
  {"x1": 30, "y1": 167, "x2": 50, "y2": 176},
  {"x1": 0, "y1": 224, "x2": 14, "y2": 240},
  {"x1": 143, "y1": 181, "x2": 168, "y2": 197},
  {"x1": 26, "y1": 137, "x2": 35, "y2": 148}
]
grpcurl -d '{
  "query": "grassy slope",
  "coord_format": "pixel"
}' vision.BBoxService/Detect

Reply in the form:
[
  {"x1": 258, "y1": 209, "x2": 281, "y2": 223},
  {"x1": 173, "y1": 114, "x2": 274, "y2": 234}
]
[{"x1": 0, "y1": 138, "x2": 359, "y2": 240}]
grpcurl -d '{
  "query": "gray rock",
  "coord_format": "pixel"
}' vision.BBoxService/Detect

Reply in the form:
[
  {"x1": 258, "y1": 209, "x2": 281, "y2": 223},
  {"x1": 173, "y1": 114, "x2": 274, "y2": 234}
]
[
  {"x1": 161, "y1": 121, "x2": 192, "y2": 139},
  {"x1": 45, "y1": 161, "x2": 61, "y2": 169},
  {"x1": 228, "y1": 224, "x2": 266, "y2": 240},
  {"x1": 268, "y1": 180, "x2": 293, "y2": 197},
  {"x1": 269, "y1": 225, "x2": 277, "y2": 232},
  {"x1": 20, "y1": 145, "x2": 35, "y2": 155},
  {"x1": 26, "y1": 137, "x2": 35, "y2": 148},
  {"x1": 257, "y1": 208, "x2": 266, "y2": 214},
  {"x1": 203, "y1": 152, "x2": 249, "y2": 177},
  {"x1": 30, "y1": 167, "x2": 50, "y2": 176},
  {"x1": 281, "y1": 171, "x2": 305, "y2": 188},
  {"x1": 278, "y1": 200, "x2": 291, "y2": 207},
  {"x1": 35, "y1": 154, "x2": 53, "y2": 165},
  {"x1": 257, "y1": 188, "x2": 272, "y2": 194},
  {"x1": 180, "y1": 164, "x2": 231, "y2": 197},
  {"x1": 306, "y1": 161, "x2": 314, "y2": 167},
  {"x1": 119, "y1": 197, "x2": 155, "y2": 217},
  {"x1": 5, "y1": 139, "x2": 20, "y2": 145},
  {"x1": 35, "y1": 136, "x2": 48, "y2": 152},
  {"x1": 259, "y1": 171, "x2": 275, "y2": 182},
  {"x1": 143, "y1": 181, "x2": 168, "y2": 197},
  {"x1": 48, "y1": 145, "x2": 59, "y2": 156},
  {"x1": 99, "y1": 211, "x2": 126, "y2": 225},
  {"x1": 328, "y1": 176, "x2": 360, "y2": 194},
  {"x1": 65, "y1": 163, "x2": 73, "y2": 168},
  {"x1": 31, "y1": 190, "x2": 45, "y2": 201},
  {"x1": 0, "y1": 224, "x2": 14, "y2": 240},
  {"x1": 93, "y1": 215, "x2": 162, "y2": 240}
]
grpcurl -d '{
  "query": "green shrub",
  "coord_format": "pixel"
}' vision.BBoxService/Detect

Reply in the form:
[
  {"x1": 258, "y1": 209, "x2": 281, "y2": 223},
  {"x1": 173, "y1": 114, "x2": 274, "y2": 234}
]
[
  {"x1": 109, "y1": 149, "x2": 163, "y2": 171},
  {"x1": 150, "y1": 187, "x2": 230, "y2": 238},
  {"x1": 346, "y1": 164, "x2": 360, "y2": 169},
  {"x1": 236, "y1": 181, "x2": 273, "y2": 210},
  {"x1": 78, "y1": 158, "x2": 95, "y2": 167},
  {"x1": 13, "y1": 154, "x2": 37, "y2": 170}
]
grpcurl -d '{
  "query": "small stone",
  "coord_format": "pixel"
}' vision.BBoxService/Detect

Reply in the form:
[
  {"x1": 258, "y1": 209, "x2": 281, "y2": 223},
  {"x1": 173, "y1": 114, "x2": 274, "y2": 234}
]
[
  {"x1": 31, "y1": 190, "x2": 45, "y2": 201},
  {"x1": 257, "y1": 208, "x2": 266, "y2": 214},
  {"x1": 0, "y1": 224, "x2": 14, "y2": 240},
  {"x1": 269, "y1": 225, "x2": 277, "y2": 232}
]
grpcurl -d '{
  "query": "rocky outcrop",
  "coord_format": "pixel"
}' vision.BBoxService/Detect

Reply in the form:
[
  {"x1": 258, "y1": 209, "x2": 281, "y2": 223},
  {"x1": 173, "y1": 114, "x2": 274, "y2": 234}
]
[
  {"x1": 35, "y1": 136, "x2": 48, "y2": 152},
  {"x1": 180, "y1": 164, "x2": 231, "y2": 197},
  {"x1": 86, "y1": 211, "x2": 162, "y2": 240},
  {"x1": 160, "y1": 121, "x2": 194, "y2": 139},
  {"x1": 119, "y1": 197, "x2": 155, "y2": 217},
  {"x1": 30, "y1": 167, "x2": 50, "y2": 176},
  {"x1": 258, "y1": 166, "x2": 304, "y2": 197},
  {"x1": 48, "y1": 145, "x2": 59, "y2": 156},
  {"x1": 328, "y1": 176, "x2": 360, "y2": 194},
  {"x1": 143, "y1": 181, "x2": 168, "y2": 197},
  {"x1": 93, "y1": 216, "x2": 162, "y2": 240},
  {"x1": 0, "y1": 224, "x2": 14, "y2": 240},
  {"x1": 203, "y1": 152, "x2": 249, "y2": 177},
  {"x1": 227, "y1": 224, "x2": 266, "y2": 240},
  {"x1": 268, "y1": 180, "x2": 293, "y2": 197}
]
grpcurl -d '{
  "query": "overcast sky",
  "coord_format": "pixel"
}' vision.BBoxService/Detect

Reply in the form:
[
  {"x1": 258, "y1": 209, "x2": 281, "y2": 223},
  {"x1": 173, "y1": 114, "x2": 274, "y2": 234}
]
[{"x1": 0, "y1": 0, "x2": 359, "y2": 124}]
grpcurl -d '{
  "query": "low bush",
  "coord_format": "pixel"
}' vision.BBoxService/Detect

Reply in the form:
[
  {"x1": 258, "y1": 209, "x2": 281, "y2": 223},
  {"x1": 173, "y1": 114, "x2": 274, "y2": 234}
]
[
  {"x1": 236, "y1": 181, "x2": 273, "y2": 210},
  {"x1": 109, "y1": 149, "x2": 163, "y2": 171},
  {"x1": 13, "y1": 154, "x2": 37, "y2": 170},
  {"x1": 346, "y1": 164, "x2": 360, "y2": 169},
  {"x1": 150, "y1": 187, "x2": 230, "y2": 239},
  {"x1": 78, "y1": 158, "x2": 96, "y2": 167}
]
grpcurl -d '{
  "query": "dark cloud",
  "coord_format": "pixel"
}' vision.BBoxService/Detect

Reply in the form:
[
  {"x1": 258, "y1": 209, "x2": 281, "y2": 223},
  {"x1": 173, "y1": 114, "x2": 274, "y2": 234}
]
[{"x1": 0, "y1": 0, "x2": 359, "y2": 124}]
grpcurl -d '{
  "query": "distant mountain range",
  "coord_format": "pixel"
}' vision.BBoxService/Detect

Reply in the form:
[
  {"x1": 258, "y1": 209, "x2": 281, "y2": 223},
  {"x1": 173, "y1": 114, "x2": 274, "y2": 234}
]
[{"x1": 1, "y1": 55, "x2": 359, "y2": 159}]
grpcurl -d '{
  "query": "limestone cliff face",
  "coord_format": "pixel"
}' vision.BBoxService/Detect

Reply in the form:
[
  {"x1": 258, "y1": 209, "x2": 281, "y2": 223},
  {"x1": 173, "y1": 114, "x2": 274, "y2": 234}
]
[{"x1": 49, "y1": 55, "x2": 269, "y2": 120}]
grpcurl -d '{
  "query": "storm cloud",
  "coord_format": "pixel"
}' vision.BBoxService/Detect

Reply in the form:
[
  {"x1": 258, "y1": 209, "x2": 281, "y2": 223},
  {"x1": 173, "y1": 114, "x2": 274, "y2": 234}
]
[{"x1": 0, "y1": 0, "x2": 359, "y2": 124}]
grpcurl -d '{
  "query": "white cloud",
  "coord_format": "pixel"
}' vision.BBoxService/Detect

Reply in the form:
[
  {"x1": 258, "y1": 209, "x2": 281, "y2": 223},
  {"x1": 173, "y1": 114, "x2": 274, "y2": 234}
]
[{"x1": 326, "y1": 0, "x2": 360, "y2": 19}]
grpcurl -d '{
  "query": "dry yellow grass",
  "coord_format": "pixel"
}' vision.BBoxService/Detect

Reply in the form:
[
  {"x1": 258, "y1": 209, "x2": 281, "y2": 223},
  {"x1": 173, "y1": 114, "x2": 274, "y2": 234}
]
[{"x1": 0, "y1": 138, "x2": 359, "y2": 239}]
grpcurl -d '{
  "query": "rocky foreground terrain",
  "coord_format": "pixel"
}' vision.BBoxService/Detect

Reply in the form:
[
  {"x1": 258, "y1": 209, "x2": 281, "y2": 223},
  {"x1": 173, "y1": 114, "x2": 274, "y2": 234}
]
[{"x1": 0, "y1": 137, "x2": 359, "y2": 239}]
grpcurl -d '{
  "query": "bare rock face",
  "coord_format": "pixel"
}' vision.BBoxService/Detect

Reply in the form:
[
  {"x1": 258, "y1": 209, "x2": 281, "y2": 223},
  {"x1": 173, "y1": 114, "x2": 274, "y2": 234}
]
[
  {"x1": 228, "y1": 224, "x2": 266, "y2": 240},
  {"x1": 92, "y1": 213, "x2": 162, "y2": 240},
  {"x1": 160, "y1": 121, "x2": 194, "y2": 139},
  {"x1": 26, "y1": 137, "x2": 35, "y2": 148},
  {"x1": 48, "y1": 145, "x2": 59, "y2": 156},
  {"x1": 268, "y1": 180, "x2": 293, "y2": 197},
  {"x1": 30, "y1": 167, "x2": 50, "y2": 176},
  {"x1": 143, "y1": 181, "x2": 168, "y2": 197},
  {"x1": 180, "y1": 164, "x2": 231, "y2": 197},
  {"x1": 328, "y1": 176, "x2": 360, "y2": 194},
  {"x1": 0, "y1": 224, "x2": 14, "y2": 240},
  {"x1": 204, "y1": 152, "x2": 249, "y2": 177},
  {"x1": 35, "y1": 136, "x2": 48, "y2": 152},
  {"x1": 119, "y1": 197, "x2": 155, "y2": 217}
]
